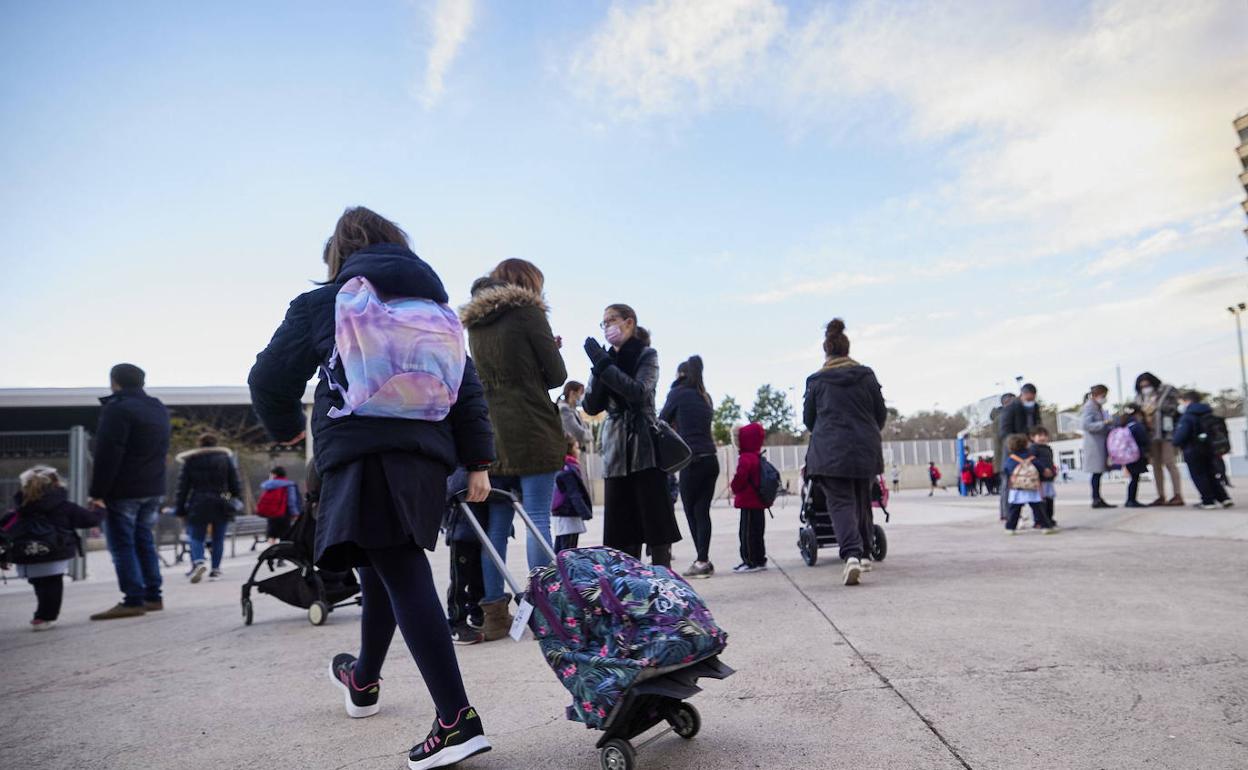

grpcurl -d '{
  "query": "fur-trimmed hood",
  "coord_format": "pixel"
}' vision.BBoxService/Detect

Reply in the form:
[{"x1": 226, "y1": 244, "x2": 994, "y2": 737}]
[
  {"x1": 459, "y1": 284, "x2": 548, "y2": 329},
  {"x1": 175, "y1": 446, "x2": 235, "y2": 464}
]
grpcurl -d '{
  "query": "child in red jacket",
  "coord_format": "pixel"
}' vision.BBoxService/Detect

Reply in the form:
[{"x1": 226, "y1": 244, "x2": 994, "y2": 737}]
[{"x1": 730, "y1": 422, "x2": 768, "y2": 573}]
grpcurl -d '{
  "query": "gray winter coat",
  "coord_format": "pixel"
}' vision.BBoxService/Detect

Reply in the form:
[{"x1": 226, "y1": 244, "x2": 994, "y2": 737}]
[
  {"x1": 559, "y1": 401, "x2": 594, "y2": 448},
  {"x1": 582, "y1": 341, "x2": 659, "y2": 479},
  {"x1": 1080, "y1": 398, "x2": 1111, "y2": 474}
]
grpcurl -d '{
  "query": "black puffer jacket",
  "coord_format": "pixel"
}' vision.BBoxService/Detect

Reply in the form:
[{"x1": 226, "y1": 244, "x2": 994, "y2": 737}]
[
  {"x1": 89, "y1": 387, "x2": 171, "y2": 500},
  {"x1": 174, "y1": 447, "x2": 243, "y2": 522},
  {"x1": 802, "y1": 358, "x2": 888, "y2": 479},
  {"x1": 659, "y1": 383, "x2": 716, "y2": 456},
  {"x1": 247, "y1": 244, "x2": 494, "y2": 474},
  {"x1": 583, "y1": 338, "x2": 660, "y2": 479}
]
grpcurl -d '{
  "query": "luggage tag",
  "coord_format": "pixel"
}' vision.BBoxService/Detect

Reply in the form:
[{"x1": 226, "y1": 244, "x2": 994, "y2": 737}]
[{"x1": 509, "y1": 598, "x2": 534, "y2": 642}]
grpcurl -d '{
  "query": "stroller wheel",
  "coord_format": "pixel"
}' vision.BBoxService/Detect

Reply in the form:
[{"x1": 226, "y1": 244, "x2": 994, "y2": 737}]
[
  {"x1": 308, "y1": 600, "x2": 329, "y2": 626},
  {"x1": 871, "y1": 525, "x2": 888, "y2": 562},
  {"x1": 799, "y1": 528, "x2": 818, "y2": 567},
  {"x1": 668, "y1": 703, "x2": 701, "y2": 739},
  {"x1": 242, "y1": 597, "x2": 254, "y2": 626},
  {"x1": 600, "y1": 739, "x2": 635, "y2": 770}
]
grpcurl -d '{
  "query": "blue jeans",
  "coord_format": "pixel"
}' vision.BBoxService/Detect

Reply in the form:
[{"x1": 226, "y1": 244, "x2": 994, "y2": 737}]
[
  {"x1": 482, "y1": 471, "x2": 557, "y2": 602},
  {"x1": 104, "y1": 497, "x2": 164, "y2": 606},
  {"x1": 187, "y1": 518, "x2": 229, "y2": 570}
]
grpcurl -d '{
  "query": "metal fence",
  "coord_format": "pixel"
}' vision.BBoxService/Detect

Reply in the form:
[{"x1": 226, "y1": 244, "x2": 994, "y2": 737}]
[{"x1": 0, "y1": 428, "x2": 91, "y2": 579}]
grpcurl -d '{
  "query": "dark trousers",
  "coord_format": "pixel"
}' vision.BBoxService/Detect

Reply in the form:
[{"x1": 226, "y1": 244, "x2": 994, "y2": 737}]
[
  {"x1": 446, "y1": 539, "x2": 484, "y2": 628},
  {"x1": 1044, "y1": 497, "x2": 1056, "y2": 526},
  {"x1": 354, "y1": 544, "x2": 469, "y2": 722},
  {"x1": 1126, "y1": 461, "x2": 1147, "y2": 503},
  {"x1": 1186, "y1": 452, "x2": 1229, "y2": 505},
  {"x1": 737, "y1": 508, "x2": 766, "y2": 567},
  {"x1": 30, "y1": 575, "x2": 64, "y2": 621},
  {"x1": 679, "y1": 455, "x2": 719, "y2": 563},
  {"x1": 1090, "y1": 472, "x2": 1104, "y2": 503},
  {"x1": 999, "y1": 473, "x2": 1010, "y2": 519},
  {"x1": 813, "y1": 476, "x2": 871, "y2": 561},
  {"x1": 1007, "y1": 502, "x2": 1053, "y2": 530},
  {"x1": 554, "y1": 533, "x2": 580, "y2": 551}
]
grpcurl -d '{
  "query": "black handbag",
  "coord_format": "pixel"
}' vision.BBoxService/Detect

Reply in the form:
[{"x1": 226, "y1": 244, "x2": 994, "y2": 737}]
[{"x1": 651, "y1": 419, "x2": 693, "y2": 474}]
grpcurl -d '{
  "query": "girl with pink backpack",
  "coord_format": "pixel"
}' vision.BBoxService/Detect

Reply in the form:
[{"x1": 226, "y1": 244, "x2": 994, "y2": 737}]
[{"x1": 1112, "y1": 407, "x2": 1151, "y2": 508}]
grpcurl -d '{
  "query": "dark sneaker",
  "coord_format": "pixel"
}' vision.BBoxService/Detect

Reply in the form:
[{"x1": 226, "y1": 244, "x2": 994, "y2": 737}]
[
  {"x1": 408, "y1": 706, "x2": 491, "y2": 770},
  {"x1": 682, "y1": 561, "x2": 713, "y2": 579},
  {"x1": 144, "y1": 600, "x2": 164, "y2": 612},
  {"x1": 90, "y1": 603, "x2": 146, "y2": 621},
  {"x1": 328, "y1": 654, "x2": 380, "y2": 718},
  {"x1": 208, "y1": 569, "x2": 223, "y2": 581},
  {"x1": 450, "y1": 623, "x2": 484, "y2": 646}
]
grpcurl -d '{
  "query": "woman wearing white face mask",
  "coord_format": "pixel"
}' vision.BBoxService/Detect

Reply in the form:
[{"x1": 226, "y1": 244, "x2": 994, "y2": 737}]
[
  {"x1": 1134, "y1": 372, "x2": 1184, "y2": 506},
  {"x1": 1081, "y1": 384, "x2": 1115, "y2": 508}
]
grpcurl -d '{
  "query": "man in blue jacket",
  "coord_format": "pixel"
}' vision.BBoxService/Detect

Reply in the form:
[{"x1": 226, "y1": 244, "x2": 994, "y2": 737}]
[{"x1": 87, "y1": 364, "x2": 171, "y2": 620}]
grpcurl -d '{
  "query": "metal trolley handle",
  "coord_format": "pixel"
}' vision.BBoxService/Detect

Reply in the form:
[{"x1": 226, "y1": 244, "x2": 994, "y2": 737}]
[{"x1": 449, "y1": 487, "x2": 559, "y2": 601}]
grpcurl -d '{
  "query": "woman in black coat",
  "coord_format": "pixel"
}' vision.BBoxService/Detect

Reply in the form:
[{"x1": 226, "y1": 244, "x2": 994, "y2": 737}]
[
  {"x1": 173, "y1": 433, "x2": 242, "y2": 583},
  {"x1": 803, "y1": 319, "x2": 888, "y2": 587},
  {"x1": 247, "y1": 207, "x2": 494, "y2": 769},
  {"x1": 583, "y1": 303, "x2": 682, "y2": 567},
  {"x1": 659, "y1": 355, "x2": 718, "y2": 578}
]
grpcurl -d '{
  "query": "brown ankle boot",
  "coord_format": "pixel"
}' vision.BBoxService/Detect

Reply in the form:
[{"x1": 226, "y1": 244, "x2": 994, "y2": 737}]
[{"x1": 479, "y1": 596, "x2": 513, "y2": 642}]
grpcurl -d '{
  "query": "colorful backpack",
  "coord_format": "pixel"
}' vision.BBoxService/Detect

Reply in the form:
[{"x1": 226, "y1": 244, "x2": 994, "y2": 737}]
[
  {"x1": 529, "y1": 547, "x2": 728, "y2": 728},
  {"x1": 1106, "y1": 426, "x2": 1140, "y2": 466},
  {"x1": 1008, "y1": 454, "x2": 1040, "y2": 491},
  {"x1": 322, "y1": 276, "x2": 466, "y2": 421}
]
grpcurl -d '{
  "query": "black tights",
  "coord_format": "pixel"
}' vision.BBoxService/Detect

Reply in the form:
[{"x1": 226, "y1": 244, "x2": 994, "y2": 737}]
[
  {"x1": 1090, "y1": 472, "x2": 1103, "y2": 502},
  {"x1": 30, "y1": 575, "x2": 64, "y2": 621},
  {"x1": 353, "y1": 545, "x2": 469, "y2": 721}
]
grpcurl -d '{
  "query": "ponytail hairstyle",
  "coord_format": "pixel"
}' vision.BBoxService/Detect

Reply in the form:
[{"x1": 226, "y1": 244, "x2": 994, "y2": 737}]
[
  {"x1": 606, "y1": 303, "x2": 651, "y2": 347},
  {"x1": 18, "y1": 465, "x2": 61, "y2": 505},
  {"x1": 673, "y1": 355, "x2": 711, "y2": 405},
  {"x1": 823, "y1": 318, "x2": 850, "y2": 357},
  {"x1": 560, "y1": 380, "x2": 585, "y2": 403},
  {"x1": 322, "y1": 206, "x2": 410, "y2": 282}
]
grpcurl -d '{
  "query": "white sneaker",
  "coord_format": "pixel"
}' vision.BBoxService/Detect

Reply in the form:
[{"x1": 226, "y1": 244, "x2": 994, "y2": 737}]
[
  {"x1": 30, "y1": 619, "x2": 56, "y2": 632},
  {"x1": 1221, "y1": 499, "x2": 1235, "y2": 509},
  {"x1": 1198, "y1": 503, "x2": 1218, "y2": 510},
  {"x1": 843, "y1": 558, "x2": 862, "y2": 586},
  {"x1": 860, "y1": 558, "x2": 875, "y2": 572},
  {"x1": 189, "y1": 563, "x2": 207, "y2": 584}
]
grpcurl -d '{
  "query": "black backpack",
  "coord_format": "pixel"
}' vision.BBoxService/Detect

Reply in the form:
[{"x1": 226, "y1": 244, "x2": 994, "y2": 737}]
[
  {"x1": 1199, "y1": 413, "x2": 1231, "y2": 455},
  {"x1": 0, "y1": 510, "x2": 80, "y2": 565},
  {"x1": 755, "y1": 454, "x2": 782, "y2": 508}
]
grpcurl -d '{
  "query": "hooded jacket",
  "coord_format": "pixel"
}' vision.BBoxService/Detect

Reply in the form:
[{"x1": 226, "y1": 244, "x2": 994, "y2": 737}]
[
  {"x1": 89, "y1": 387, "x2": 171, "y2": 501},
  {"x1": 174, "y1": 446, "x2": 243, "y2": 522},
  {"x1": 730, "y1": 422, "x2": 767, "y2": 509},
  {"x1": 1172, "y1": 402, "x2": 1213, "y2": 454},
  {"x1": 583, "y1": 337, "x2": 660, "y2": 479},
  {"x1": 260, "y1": 478, "x2": 302, "y2": 517},
  {"x1": 659, "y1": 383, "x2": 716, "y2": 456},
  {"x1": 3, "y1": 487, "x2": 103, "y2": 563},
  {"x1": 802, "y1": 357, "x2": 888, "y2": 479},
  {"x1": 459, "y1": 283, "x2": 568, "y2": 476},
  {"x1": 248, "y1": 244, "x2": 494, "y2": 475}
]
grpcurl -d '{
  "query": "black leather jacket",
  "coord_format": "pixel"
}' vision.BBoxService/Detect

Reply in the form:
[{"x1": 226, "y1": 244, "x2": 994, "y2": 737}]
[{"x1": 583, "y1": 342, "x2": 659, "y2": 479}]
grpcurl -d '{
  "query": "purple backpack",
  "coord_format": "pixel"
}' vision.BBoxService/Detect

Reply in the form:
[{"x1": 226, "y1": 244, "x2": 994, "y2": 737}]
[
  {"x1": 529, "y1": 547, "x2": 728, "y2": 728},
  {"x1": 1107, "y1": 426, "x2": 1140, "y2": 466},
  {"x1": 321, "y1": 276, "x2": 466, "y2": 421}
]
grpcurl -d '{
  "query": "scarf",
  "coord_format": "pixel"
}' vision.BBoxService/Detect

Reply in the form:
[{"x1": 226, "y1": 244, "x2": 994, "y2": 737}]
[
  {"x1": 822, "y1": 355, "x2": 860, "y2": 370},
  {"x1": 612, "y1": 336, "x2": 646, "y2": 376}
]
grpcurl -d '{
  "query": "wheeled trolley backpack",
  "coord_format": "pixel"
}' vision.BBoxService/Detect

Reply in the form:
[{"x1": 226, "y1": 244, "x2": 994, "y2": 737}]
[{"x1": 449, "y1": 489, "x2": 733, "y2": 770}]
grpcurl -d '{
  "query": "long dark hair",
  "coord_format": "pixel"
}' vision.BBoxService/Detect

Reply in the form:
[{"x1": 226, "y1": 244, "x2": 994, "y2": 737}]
[
  {"x1": 672, "y1": 355, "x2": 711, "y2": 405},
  {"x1": 1134, "y1": 371, "x2": 1161, "y2": 393},
  {"x1": 323, "y1": 206, "x2": 409, "y2": 282},
  {"x1": 606, "y1": 303, "x2": 651, "y2": 346}
]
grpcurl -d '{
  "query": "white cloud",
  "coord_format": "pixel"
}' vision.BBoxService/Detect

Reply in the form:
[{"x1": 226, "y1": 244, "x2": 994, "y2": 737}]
[
  {"x1": 744, "y1": 272, "x2": 890, "y2": 303},
  {"x1": 570, "y1": 0, "x2": 786, "y2": 118},
  {"x1": 420, "y1": 0, "x2": 476, "y2": 107}
]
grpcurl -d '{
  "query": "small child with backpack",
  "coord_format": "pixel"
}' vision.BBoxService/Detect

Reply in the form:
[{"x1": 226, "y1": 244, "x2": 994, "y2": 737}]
[
  {"x1": 1028, "y1": 426, "x2": 1057, "y2": 527},
  {"x1": 0, "y1": 466, "x2": 103, "y2": 630},
  {"x1": 256, "y1": 466, "x2": 302, "y2": 545},
  {"x1": 730, "y1": 423, "x2": 774, "y2": 573},
  {"x1": 551, "y1": 438, "x2": 593, "y2": 552},
  {"x1": 1172, "y1": 391, "x2": 1233, "y2": 509},
  {"x1": 1111, "y1": 406, "x2": 1150, "y2": 508},
  {"x1": 1003, "y1": 434, "x2": 1057, "y2": 534},
  {"x1": 443, "y1": 467, "x2": 489, "y2": 645},
  {"x1": 928, "y1": 462, "x2": 942, "y2": 496}
]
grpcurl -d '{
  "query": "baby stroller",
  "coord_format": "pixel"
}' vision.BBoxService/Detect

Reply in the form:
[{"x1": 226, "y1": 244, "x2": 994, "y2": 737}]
[
  {"x1": 240, "y1": 476, "x2": 360, "y2": 627},
  {"x1": 448, "y1": 489, "x2": 733, "y2": 770},
  {"x1": 797, "y1": 471, "x2": 890, "y2": 567}
]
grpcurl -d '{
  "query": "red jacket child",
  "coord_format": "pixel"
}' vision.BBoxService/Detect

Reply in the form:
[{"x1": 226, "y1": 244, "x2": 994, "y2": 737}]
[{"x1": 731, "y1": 423, "x2": 768, "y2": 509}]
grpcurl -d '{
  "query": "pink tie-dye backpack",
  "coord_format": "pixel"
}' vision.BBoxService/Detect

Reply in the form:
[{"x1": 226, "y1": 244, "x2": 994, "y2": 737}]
[{"x1": 321, "y1": 276, "x2": 466, "y2": 421}]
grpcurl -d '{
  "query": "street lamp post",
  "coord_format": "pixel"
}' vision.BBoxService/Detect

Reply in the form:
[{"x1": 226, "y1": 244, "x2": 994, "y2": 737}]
[{"x1": 1228, "y1": 303, "x2": 1248, "y2": 457}]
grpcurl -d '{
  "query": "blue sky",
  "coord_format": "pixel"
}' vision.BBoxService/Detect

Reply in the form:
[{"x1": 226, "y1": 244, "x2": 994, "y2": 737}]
[{"x1": 2, "y1": 0, "x2": 1246, "y2": 417}]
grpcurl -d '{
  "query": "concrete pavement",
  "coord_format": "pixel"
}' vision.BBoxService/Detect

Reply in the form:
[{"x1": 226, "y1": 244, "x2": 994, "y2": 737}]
[{"x1": 1, "y1": 489, "x2": 1246, "y2": 769}]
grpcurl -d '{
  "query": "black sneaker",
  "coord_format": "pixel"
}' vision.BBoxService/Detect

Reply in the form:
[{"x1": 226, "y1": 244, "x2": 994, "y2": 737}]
[
  {"x1": 450, "y1": 623, "x2": 484, "y2": 645},
  {"x1": 408, "y1": 706, "x2": 491, "y2": 769},
  {"x1": 328, "y1": 653, "x2": 380, "y2": 718}
]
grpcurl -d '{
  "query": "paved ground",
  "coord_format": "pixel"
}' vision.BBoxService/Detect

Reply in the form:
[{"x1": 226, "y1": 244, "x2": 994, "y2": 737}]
[{"x1": 2, "y1": 484, "x2": 1246, "y2": 770}]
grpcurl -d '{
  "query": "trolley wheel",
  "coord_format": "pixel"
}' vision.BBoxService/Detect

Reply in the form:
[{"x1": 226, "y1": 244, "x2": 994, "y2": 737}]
[
  {"x1": 668, "y1": 702, "x2": 701, "y2": 739},
  {"x1": 242, "y1": 597, "x2": 254, "y2": 626},
  {"x1": 600, "y1": 739, "x2": 635, "y2": 770},
  {"x1": 308, "y1": 601, "x2": 329, "y2": 626},
  {"x1": 871, "y1": 525, "x2": 888, "y2": 562},
  {"x1": 799, "y1": 528, "x2": 818, "y2": 567}
]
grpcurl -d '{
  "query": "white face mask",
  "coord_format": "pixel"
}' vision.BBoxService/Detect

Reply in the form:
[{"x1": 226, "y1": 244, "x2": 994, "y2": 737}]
[
  {"x1": 1178, "y1": 403, "x2": 1188, "y2": 414},
  {"x1": 1094, "y1": 396, "x2": 1107, "y2": 406},
  {"x1": 1141, "y1": 386, "x2": 1156, "y2": 398}
]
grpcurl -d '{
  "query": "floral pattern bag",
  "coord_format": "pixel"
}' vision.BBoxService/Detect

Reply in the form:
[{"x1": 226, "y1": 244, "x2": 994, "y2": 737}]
[{"x1": 528, "y1": 547, "x2": 728, "y2": 728}]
